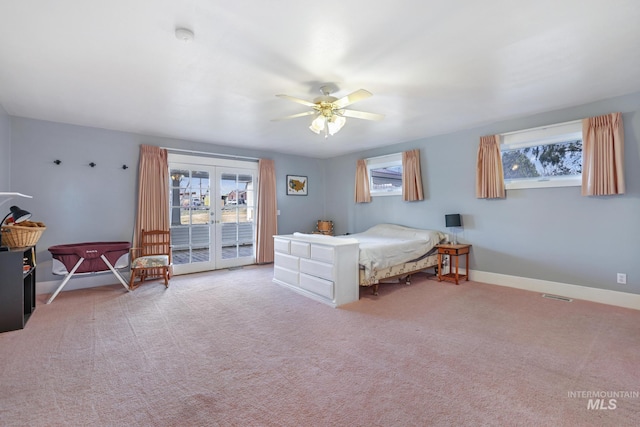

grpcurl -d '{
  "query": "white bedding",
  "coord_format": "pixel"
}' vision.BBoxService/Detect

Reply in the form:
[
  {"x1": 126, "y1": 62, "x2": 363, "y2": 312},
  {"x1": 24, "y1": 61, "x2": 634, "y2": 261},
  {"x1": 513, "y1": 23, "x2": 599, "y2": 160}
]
[{"x1": 336, "y1": 224, "x2": 445, "y2": 279}]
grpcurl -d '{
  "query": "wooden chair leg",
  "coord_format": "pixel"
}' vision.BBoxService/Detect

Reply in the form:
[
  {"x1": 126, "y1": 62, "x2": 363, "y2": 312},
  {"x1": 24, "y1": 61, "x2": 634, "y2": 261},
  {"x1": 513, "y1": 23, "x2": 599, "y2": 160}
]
[
  {"x1": 129, "y1": 269, "x2": 137, "y2": 290},
  {"x1": 131, "y1": 267, "x2": 171, "y2": 289}
]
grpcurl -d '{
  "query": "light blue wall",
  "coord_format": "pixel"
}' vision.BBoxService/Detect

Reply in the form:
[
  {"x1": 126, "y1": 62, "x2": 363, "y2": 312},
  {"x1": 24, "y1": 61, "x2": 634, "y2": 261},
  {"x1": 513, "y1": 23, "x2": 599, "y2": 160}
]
[
  {"x1": 9, "y1": 117, "x2": 326, "y2": 282},
  {"x1": 8, "y1": 92, "x2": 640, "y2": 295},
  {"x1": 0, "y1": 105, "x2": 10, "y2": 189},
  {"x1": 325, "y1": 92, "x2": 640, "y2": 295}
]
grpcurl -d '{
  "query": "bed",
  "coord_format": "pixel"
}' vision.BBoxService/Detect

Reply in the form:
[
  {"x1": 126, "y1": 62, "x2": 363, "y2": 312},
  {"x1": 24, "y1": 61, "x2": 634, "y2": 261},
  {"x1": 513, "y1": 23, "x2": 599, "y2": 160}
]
[
  {"x1": 290, "y1": 223, "x2": 446, "y2": 296},
  {"x1": 336, "y1": 224, "x2": 445, "y2": 295},
  {"x1": 47, "y1": 241, "x2": 131, "y2": 304}
]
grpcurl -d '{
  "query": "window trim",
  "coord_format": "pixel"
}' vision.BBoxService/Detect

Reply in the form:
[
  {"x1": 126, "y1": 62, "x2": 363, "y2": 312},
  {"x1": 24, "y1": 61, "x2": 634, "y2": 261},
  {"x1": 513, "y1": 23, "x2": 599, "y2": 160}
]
[{"x1": 500, "y1": 120, "x2": 582, "y2": 190}]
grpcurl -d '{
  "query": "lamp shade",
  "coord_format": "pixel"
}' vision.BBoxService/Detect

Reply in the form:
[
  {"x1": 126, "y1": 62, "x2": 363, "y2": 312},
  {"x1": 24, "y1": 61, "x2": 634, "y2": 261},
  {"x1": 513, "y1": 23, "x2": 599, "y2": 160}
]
[
  {"x1": 2, "y1": 205, "x2": 31, "y2": 226},
  {"x1": 309, "y1": 114, "x2": 325, "y2": 134},
  {"x1": 9, "y1": 205, "x2": 31, "y2": 223},
  {"x1": 327, "y1": 115, "x2": 346, "y2": 135},
  {"x1": 1, "y1": 206, "x2": 32, "y2": 251},
  {"x1": 445, "y1": 214, "x2": 461, "y2": 228}
]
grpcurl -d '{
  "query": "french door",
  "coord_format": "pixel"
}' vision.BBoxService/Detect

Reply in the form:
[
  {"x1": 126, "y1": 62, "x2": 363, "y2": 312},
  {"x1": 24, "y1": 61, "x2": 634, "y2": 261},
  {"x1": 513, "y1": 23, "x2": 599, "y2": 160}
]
[{"x1": 168, "y1": 154, "x2": 257, "y2": 275}]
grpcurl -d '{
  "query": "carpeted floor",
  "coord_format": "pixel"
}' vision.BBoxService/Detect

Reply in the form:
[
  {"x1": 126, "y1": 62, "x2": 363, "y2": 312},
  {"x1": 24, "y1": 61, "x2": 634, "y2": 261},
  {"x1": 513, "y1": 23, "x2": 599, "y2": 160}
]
[{"x1": 1, "y1": 265, "x2": 639, "y2": 426}]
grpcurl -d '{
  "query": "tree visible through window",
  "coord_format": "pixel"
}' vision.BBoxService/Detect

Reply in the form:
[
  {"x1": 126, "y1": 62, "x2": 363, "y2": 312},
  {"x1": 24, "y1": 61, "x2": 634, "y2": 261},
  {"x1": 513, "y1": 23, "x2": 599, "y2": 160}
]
[
  {"x1": 500, "y1": 120, "x2": 583, "y2": 189},
  {"x1": 502, "y1": 140, "x2": 582, "y2": 180}
]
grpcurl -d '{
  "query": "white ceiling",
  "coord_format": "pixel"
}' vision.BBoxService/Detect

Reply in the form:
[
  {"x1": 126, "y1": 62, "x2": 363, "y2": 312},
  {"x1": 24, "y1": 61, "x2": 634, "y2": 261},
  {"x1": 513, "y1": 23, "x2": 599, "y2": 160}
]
[{"x1": 1, "y1": 1, "x2": 639, "y2": 159}]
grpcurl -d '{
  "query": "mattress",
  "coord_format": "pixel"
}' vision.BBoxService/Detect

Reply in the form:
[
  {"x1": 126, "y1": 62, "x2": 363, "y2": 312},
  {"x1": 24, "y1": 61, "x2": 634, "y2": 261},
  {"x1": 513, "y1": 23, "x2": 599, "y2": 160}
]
[{"x1": 336, "y1": 224, "x2": 445, "y2": 281}]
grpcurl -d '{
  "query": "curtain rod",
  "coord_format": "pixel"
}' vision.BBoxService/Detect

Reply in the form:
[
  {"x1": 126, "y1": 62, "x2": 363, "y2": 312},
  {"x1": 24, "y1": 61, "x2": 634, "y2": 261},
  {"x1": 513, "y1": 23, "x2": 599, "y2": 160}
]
[
  {"x1": 162, "y1": 147, "x2": 260, "y2": 162},
  {"x1": 500, "y1": 119, "x2": 582, "y2": 137}
]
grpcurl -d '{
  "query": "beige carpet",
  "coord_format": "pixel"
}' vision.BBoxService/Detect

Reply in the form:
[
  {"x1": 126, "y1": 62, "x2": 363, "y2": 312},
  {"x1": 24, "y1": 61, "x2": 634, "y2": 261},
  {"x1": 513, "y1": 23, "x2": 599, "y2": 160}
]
[{"x1": 1, "y1": 265, "x2": 639, "y2": 426}]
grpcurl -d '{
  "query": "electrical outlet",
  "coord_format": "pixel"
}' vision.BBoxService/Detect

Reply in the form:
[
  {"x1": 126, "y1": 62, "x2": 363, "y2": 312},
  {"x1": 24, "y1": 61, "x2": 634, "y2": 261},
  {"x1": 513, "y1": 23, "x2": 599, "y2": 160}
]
[{"x1": 617, "y1": 273, "x2": 627, "y2": 284}]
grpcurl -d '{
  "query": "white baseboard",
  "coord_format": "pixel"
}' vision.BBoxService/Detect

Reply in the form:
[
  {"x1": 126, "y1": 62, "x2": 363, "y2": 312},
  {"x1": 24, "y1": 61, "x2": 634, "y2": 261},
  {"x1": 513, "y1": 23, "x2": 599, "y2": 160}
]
[
  {"x1": 37, "y1": 271, "x2": 131, "y2": 295},
  {"x1": 471, "y1": 270, "x2": 640, "y2": 311}
]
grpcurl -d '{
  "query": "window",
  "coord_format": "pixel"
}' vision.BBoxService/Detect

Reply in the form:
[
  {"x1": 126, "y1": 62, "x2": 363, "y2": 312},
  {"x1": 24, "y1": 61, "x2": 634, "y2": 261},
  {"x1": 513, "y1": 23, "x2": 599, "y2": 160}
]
[
  {"x1": 500, "y1": 120, "x2": 582, "y2": 189},
  {"x1": 367, "y1": 153, "x2": 403, "y2": 196}
]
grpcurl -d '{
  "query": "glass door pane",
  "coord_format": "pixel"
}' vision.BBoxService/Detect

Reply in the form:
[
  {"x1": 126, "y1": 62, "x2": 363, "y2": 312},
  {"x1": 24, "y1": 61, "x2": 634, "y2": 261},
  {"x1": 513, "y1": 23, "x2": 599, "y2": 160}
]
[
  {"x1": 168, "y1": 154, "x2": 257, "y2": 275},
  {"x1": 217, "y1": 169, "x2": 255, "y2": 268},
  {"x1": 169, "y1": 167, "x2": 215, "y2": 273}
]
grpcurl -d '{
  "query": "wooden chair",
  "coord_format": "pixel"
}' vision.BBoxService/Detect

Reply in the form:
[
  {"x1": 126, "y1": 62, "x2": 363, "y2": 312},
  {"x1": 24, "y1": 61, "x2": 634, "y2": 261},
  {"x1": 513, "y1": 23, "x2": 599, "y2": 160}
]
[
  {"x1": 314, "y1": 220, "x2": 334, "y2": 236},
  {"x1": 129, "y1": 230, "x2": 172, "y2": 290}
]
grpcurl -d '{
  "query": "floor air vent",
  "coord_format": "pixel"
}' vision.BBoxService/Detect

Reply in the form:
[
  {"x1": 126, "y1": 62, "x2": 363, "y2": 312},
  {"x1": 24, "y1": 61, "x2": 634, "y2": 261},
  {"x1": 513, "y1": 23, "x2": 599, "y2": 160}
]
[{"x1": 542, "y1": 294, "x2": 573, "y2": 302}]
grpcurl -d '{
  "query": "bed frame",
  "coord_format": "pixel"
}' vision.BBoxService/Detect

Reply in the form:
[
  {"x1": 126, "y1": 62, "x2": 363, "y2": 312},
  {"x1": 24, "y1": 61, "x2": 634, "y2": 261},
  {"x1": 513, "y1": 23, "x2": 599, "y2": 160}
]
[{"x1": 359, "y1": 253, "x2": 440, "y2": 296}]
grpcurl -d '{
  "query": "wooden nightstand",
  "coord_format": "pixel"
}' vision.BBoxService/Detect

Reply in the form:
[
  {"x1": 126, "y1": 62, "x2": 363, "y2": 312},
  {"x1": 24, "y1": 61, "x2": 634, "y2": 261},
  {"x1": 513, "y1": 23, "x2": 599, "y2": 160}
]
[{"x1": 436, "y1": 244, "x2": 471, "y2": 285}]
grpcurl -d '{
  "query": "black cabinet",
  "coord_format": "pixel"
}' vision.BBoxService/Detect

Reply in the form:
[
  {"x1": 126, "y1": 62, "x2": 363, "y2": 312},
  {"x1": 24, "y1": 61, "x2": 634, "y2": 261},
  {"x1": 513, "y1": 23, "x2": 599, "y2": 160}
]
[{"x1": 0, "y1": 246, "x2": 36, "y2": 333}]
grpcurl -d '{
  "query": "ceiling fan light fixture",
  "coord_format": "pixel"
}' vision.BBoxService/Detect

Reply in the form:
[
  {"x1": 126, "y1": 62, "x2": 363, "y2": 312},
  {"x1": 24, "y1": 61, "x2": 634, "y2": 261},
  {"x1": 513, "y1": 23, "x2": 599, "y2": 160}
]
[
  {"x1": 276, "y1": 85, "x2": 381, "y2": 137},
  {"x1": 309, "y1": 115, "x2": 325, "y2": 134},
  {"x1": 327, "y1": 115, "x2": 346, "y2": 135}
]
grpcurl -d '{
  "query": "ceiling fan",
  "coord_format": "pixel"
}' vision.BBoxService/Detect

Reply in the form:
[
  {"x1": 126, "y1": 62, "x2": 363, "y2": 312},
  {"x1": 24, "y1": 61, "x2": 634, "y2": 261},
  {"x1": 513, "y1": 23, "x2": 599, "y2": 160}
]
[{"x1": 273, "y1": 85, "x2": 384, "y2": 138}]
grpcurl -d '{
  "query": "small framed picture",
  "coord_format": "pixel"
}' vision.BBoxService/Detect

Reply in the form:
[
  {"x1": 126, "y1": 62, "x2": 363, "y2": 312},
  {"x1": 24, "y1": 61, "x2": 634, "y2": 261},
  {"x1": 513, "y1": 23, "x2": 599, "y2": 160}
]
[{"x1": 286, "y1": 175, "x2": 308, "y2": 196}]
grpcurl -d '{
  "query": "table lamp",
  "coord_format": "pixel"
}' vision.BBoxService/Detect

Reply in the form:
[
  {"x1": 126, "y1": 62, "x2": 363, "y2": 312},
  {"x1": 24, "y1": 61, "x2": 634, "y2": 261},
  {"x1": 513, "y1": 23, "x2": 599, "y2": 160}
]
[
  {"x1": 0, "y1": 205, "x2": 32, "y2": 251},
  {"x1": 445, "y1": 214, "x2": 462, "y2": 244}
]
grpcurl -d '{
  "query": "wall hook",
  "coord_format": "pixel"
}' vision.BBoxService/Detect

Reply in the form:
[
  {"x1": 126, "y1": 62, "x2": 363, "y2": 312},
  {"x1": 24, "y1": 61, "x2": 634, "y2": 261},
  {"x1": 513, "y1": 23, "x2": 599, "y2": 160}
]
[
  {"x1": 122, "y1": 165, "x2": 129, "y2": 170},
  {"x1": 53, "y1": 159, "x2": 62, "y2": 165},
  {"x1": 89, "y1": 162, "x2": 96, "y2": 168}
]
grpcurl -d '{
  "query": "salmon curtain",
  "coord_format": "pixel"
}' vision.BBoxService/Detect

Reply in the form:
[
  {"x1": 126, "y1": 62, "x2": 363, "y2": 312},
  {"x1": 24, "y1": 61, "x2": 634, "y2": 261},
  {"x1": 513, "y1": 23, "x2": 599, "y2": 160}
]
[
  {"x1": 256, "y1": 159, "x2": 277, "y2": 264},
  {"x1": 134, "y1": 145, "x2": 169, "y2": 248},
  {"x1": 581, "y1": 112, "x2": 625, "y2": 196},
  {"x1": 354, "y1": 159, "x2": 371, "y2": 203},
  {"x1": 402, "y1": 149, "x2": 424, "y2": 201},
  {"x1": 476, "y1": 135, "x2": 505, "y2": 199}
]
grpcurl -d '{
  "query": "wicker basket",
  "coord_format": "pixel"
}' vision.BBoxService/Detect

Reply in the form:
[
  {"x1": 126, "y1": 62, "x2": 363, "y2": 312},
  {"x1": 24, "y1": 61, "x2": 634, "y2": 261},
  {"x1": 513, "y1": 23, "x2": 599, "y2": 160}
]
[{"x1": 1, "y1": 225, "x2": 46, "y2": 248}]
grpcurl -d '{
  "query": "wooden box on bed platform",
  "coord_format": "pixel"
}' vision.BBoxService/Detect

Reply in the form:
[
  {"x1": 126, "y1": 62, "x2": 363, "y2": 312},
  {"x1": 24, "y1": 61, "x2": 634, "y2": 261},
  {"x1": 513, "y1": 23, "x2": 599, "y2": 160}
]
[{"x1": 273, "y1": 234, "x2": 359, "y2": 308}]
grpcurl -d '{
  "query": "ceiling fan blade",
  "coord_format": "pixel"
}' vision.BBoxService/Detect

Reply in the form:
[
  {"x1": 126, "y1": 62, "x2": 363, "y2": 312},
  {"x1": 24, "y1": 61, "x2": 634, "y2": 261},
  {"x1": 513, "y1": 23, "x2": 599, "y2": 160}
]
[
  {"x1": 332, "y1": 89, "x2": 373, "y2": 109},
  {"x1": 340, "y1": 109, "x2": 385, "y2": 121},
  {"x1": 271, "y1": 110, "x2": 316, "y2": 121},
  {"x1": 276, "y1": 94, "x2": 317, "y2": 107}
]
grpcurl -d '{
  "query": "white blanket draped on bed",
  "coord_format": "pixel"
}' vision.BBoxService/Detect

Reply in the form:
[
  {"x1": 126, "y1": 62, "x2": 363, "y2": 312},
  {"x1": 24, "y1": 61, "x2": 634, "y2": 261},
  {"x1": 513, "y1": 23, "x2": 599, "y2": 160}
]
[
  {"x1": 336, "y1": 224, "x2": 445, "y2": 280},
  {"x1": 292, "y1": 224, "x2": 445, "y2": 281}
]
